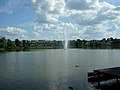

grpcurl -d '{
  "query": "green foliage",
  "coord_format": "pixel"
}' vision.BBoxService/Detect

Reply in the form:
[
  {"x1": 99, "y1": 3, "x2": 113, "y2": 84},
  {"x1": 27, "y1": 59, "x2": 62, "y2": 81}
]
[
  {"x1": 0, "y1": 36, "x2": 7, "y2": 48},
  {"x1": 7, "y1": 39, "x2": 14, "y2": 48},
  {"x1": 22, "y1": 40, "x2": 29, "y2": 49},
  {"x1": 15, "y1": 39, "x2": 21, "y2": 47},
  {"x1": 1, "y1": 36, "x2": 120, "y2": 51}
]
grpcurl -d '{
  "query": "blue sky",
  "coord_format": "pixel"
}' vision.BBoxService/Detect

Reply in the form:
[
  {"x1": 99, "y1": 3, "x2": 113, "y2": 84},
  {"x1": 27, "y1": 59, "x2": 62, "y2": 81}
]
[{"x1": 0, "y1": 0, "x2": 120, "y2": 40}]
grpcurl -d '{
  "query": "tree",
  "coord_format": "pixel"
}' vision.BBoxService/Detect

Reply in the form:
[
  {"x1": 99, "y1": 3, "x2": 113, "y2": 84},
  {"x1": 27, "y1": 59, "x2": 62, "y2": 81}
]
[
  {"x1": 7, "y1": 39, "x2": 14, "y2": 48},
  {"x1": 76, "y1": 39, "x2": 82, "y2": 48},
  {"x1": 22, "y1": 40, "x2": 29, "y2": 48},
  {"x1": 15, "y1": 39, "x2": 21, "y2": 47},
  {"x1": 0, "y1": 36, "x2": 7, "y2": 48}
]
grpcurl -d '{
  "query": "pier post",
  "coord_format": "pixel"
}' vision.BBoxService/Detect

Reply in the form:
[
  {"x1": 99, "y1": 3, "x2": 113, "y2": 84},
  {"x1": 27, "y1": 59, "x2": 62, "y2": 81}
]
[
  {"x1": 116, "y1": 77, "x2": 119, "y2": 83},
  {"x1": 97, "y1": 71, "x2": 101, "y2": 88}
]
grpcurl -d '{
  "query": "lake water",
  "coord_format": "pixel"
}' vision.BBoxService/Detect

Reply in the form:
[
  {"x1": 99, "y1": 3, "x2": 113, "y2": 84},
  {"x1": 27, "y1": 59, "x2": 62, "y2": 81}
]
[{"x1": 0, "y1": 49, "x2": 120, "y2": 90}]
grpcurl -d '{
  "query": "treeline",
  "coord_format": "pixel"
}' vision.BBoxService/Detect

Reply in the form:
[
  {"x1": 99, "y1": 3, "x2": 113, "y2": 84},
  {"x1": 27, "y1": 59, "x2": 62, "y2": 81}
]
[
  {"x1": 0, "y1": 36, "x2": 29, "y2": 51},
  {"x1": 73, "y1": 37, "x2": 120, "y2": 49},
  {"x1": 1, "y1": 36, "x2": 120, "y2": 51}
]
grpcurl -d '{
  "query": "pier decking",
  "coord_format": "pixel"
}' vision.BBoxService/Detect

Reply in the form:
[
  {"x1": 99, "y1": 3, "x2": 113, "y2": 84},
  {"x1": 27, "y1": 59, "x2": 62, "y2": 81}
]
[{"x1": 88, "y1": 67, "x2": 120, "y2": 89}]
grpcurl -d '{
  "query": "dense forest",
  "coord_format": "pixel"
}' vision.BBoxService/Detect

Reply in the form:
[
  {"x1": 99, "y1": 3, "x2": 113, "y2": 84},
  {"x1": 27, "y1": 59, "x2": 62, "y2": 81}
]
[{"x1": 0, "y1": 36, "x2": 120, "y2": 51}]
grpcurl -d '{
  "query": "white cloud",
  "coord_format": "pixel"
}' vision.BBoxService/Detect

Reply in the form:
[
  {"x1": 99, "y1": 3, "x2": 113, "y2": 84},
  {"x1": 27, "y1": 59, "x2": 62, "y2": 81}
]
[
  {"x1": 32, "y1": 0, "x2": 120, "y2": 40},
  {"x1": 66, "y1": 0, "x2": 100, "y2": 10},
  {"x1": 32, "y1": 32, "x2": 41, "y2": 39},
  {"x1": 0, "y1": 27, "x2": 27, "y2": 39},
  {"x1": 34, "y1": 21, "x2": 96, "y2": 40},
  {"x1": 32, "y1": 0, "x2": 66, "y2": 23},
  {"x1": 68, "y1": 1, "x2": 119, "y2": 26},
  {"x1": 1, "y1": 0, "x2": 120, "y2": 40}
]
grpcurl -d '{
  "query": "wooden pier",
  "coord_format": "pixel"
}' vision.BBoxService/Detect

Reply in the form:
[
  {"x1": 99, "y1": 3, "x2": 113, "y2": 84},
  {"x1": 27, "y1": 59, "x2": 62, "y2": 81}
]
[{"x1": 88, "y1": 67, "x2": 120, "y2": 89}]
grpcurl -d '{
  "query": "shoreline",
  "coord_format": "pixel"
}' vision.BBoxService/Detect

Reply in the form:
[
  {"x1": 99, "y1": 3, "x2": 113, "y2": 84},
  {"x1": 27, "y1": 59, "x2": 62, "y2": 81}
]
[{"x1": 1, "y1": 46, "x2": 120, "y2": 52}]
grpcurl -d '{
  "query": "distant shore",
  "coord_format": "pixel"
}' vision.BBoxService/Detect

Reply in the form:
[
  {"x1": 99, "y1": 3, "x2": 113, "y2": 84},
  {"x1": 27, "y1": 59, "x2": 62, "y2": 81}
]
[
  {"x1": 1, "y1": 36, "x2": 120, "y2": 52},
  {"x1": 1, "y1": 46, "x2": 120, "y2": 52}
]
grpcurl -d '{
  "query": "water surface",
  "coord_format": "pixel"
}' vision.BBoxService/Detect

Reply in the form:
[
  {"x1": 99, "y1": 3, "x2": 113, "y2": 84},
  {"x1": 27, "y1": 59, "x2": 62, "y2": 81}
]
[{"x1": 0, "y1": 49, "x2": 120, "y2": 90}]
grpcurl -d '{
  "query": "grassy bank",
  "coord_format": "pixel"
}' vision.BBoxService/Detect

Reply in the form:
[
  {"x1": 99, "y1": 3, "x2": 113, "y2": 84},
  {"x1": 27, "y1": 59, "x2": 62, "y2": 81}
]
[
  {"x1": 0, "y1": 47, "x2": 30, "y2": 52},
  {"x1": 29, "y1": 46, "x2": 62, "y2": 49},
  {"x1": 0, "y1": 46, "x2": 60, "y2": 52}
]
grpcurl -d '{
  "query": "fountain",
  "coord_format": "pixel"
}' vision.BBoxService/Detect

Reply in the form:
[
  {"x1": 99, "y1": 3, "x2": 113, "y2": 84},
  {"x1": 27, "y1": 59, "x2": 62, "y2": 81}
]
[{"x1": 63, "y1": 28, "x2": 69, "y2": 50}]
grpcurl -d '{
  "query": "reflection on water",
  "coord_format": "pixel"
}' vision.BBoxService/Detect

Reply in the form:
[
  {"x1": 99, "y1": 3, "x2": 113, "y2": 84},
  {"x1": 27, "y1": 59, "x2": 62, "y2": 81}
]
[{"x1": 0, "y1": 49, "x2": 120, "y2": 90}]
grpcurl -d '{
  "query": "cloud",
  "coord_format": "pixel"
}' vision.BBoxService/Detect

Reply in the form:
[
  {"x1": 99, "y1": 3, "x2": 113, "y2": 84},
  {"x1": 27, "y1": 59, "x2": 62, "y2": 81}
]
[
  {"x1": 32, "y1": 0, "x2": 66, "y2": 23},
  {"x1": 82, "y1": 24, "x2": 112, "y2": 39},
  {"x1": 1, "y1": 0, "x2": 120, "y2": 40},
  {"x1": 114, "y1": 6, "x2": 120, "y2": 11},
  {"x1": 32, "y1": 0, "x2": 120, "y2": 40},
  {"x1": 66, "y1": 0, "x2": 100, "y2": 10},
  {"x1": 67, "y1": 1, "x2": 119, "y2": 26},
  {"x1": 32, "y1": 31, "x2": 41, "y2": 39},
  {"x1": 32, "y1": 0, "x2": 65, "y2": 14},
  {"x1": 33, "y1": 21, "x2": 84, "y2": 40},
  {"x1": 0, "y1": 27, "x2": 27, "y2": 39}
]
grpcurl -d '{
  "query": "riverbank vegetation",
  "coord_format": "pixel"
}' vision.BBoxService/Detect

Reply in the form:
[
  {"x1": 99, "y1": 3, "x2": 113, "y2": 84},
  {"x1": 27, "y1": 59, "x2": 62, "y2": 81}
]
[{"x1": 0, "y1": 36, "x2": 120, "y2": 52}]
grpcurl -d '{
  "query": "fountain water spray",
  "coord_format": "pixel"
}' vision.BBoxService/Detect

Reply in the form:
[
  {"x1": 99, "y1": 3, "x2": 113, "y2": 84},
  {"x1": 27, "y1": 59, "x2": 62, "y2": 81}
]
[{"x1": 64, "y1": 28, "x2": 69, "y2": 50}]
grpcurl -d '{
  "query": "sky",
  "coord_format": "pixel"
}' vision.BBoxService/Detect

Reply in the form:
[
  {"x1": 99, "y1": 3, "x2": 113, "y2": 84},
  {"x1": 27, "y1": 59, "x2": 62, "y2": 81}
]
[{"x1": 0, "y1": 0, "x2": 120, "y2": 40}]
